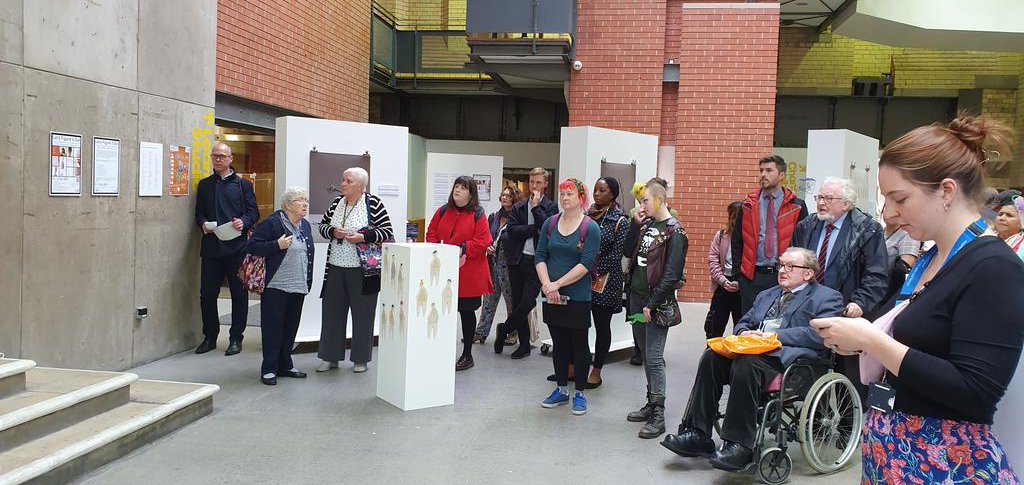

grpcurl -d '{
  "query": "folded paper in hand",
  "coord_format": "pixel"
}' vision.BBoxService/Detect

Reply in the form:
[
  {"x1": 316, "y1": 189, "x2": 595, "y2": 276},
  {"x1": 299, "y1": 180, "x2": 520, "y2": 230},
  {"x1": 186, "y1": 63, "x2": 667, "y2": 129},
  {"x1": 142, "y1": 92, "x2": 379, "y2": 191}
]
[{"x1": 214, "y1": 222, "x2": 242, "y2": 241}]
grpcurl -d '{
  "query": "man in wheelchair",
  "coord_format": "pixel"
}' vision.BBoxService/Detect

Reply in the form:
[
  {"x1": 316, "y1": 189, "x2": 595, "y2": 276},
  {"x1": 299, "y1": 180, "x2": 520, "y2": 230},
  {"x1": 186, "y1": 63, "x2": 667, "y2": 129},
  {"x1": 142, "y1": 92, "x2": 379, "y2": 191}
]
[{"x1": 662, "y1": 247, "x2": 844, "y2": 471}]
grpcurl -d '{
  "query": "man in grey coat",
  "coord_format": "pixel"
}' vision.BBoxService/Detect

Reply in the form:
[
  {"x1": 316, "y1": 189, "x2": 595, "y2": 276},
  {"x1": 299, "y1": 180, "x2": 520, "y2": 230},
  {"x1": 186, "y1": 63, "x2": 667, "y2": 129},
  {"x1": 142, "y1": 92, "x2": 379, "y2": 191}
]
[{"x1": 660, "y1": 247, "x2": 844, "y2": 472}]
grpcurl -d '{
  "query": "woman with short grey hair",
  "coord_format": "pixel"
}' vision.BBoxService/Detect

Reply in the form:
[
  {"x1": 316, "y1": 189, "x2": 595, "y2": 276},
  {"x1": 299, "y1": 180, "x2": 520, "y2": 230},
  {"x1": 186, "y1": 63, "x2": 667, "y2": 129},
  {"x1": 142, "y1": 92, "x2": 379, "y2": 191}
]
[
  {"x1": 245, "y1": 186, "x2": 315, "y2": 385},
  {"x1": 316, "y1": 167, "x2": 394, "y2": 373}
]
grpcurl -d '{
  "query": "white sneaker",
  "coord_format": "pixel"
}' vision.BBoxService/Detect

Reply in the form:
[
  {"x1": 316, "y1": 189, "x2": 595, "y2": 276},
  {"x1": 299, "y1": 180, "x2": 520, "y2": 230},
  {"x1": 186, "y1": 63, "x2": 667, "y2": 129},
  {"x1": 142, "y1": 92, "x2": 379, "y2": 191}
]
[
  {"x1": 353, "y1": 363, "x2": 368, "y2": 373},
  {"x1": 316, "y1": 360, "x2": 338, "y2": 372}
]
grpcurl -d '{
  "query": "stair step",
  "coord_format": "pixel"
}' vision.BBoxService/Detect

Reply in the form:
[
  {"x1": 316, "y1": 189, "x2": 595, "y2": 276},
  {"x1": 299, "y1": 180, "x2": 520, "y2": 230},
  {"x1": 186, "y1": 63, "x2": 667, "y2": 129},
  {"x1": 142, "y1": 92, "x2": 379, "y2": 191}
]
[
  {"x1": 0, "y1": 360, "x2": 36, "y2": 400},
  {"x1": 0, "y1": 380, "x2": 218, "y2": 485},
  {"x1": 0, "y1": 369, "x2": 137, "y2": 453}
]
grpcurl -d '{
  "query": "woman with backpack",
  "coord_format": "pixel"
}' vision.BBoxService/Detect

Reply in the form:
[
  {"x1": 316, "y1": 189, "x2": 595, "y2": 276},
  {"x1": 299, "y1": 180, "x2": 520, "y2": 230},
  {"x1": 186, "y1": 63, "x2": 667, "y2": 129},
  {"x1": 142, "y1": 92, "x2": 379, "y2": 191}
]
[
  {"x1": 624, "y1": 179, "x2": 688, "y2": 438},
  {"x1": 535, "y1": 178, "x2": 601, "y2": 416},
  {"x1": 426, "y1": 176, "x2": 494, "y2": 371},
  {"x1": 546, "y1": 177, "x2": 627, "y2": 388}
]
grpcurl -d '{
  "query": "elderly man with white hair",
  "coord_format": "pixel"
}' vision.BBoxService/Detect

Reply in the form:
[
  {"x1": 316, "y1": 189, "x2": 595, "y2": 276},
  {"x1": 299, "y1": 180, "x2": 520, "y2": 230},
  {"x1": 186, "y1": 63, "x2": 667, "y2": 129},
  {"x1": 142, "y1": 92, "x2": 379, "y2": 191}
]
[
  {"x1": 791, "y1": 177, "x2": 889, "y2": 389},
  {"x1": 316, "y1": 167, "x2": 394, "y2": 374}
]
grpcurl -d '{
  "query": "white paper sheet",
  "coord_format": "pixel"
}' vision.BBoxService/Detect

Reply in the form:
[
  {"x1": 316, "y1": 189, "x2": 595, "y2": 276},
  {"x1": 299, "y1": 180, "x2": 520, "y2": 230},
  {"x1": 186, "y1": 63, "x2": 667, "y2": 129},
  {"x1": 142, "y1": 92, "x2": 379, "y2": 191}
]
[
  {"x1": 214, "y1": 223, "x2": 242, "y2": 241},
  {"x1": 92, "y1": 137, "x2": 120, "y2": 196},
  {"x1": 139, "y1": 141, "x2": 163, "y2": 197}
]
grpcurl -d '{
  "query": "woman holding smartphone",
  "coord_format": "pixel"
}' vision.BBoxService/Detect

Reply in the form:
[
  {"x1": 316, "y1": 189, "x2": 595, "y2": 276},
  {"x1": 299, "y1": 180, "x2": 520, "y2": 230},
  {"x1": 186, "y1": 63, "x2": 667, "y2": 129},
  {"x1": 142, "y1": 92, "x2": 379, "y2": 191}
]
[{"x1": 535, "y1": 178, "x2": 601, "y2": 416}]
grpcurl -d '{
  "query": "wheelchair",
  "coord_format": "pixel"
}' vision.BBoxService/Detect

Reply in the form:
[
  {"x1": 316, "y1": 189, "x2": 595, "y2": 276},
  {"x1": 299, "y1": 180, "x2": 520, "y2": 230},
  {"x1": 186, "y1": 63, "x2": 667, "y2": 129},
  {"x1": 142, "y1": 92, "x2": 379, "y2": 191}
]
[{"x1": 712, "y1": 354, "x2": 863, "y2": 484}]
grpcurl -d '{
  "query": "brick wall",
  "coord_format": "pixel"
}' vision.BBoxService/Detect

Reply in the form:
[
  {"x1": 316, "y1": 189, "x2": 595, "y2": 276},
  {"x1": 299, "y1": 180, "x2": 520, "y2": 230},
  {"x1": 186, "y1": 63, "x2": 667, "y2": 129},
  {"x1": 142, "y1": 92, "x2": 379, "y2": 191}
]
[
  {"x1": 779, "y1": 29, "x2": 1024, "y2": 94},
  {"x1": 216, "y1": 0, "x2": 370, "y2": 121},
  {"x1": 674, "y1": 3, "x2": 780, "y2": 302},
  {"x1": 567, "y1": 0, "x2": 667, "y2": 136}
]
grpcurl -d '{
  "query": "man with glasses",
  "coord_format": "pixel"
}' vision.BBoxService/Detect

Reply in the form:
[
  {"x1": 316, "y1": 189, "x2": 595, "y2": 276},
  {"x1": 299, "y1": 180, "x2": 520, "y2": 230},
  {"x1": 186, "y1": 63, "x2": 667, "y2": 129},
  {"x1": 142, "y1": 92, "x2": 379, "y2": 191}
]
[
  {"x1": 791, "y1": 177, "x2": 888, "y2": 393},
  {"x1": 732, "y1": 155, "x2": 808, "y2": 315},
  {"x1": 792, "y1": 177, "x2": 888, "y2": 321},
  {"x1": 194, "y1": 142, "x2": 260, "y2": 356},
  {"x1": 661, "y1": 247, "x2": 843, "y2": 471}
]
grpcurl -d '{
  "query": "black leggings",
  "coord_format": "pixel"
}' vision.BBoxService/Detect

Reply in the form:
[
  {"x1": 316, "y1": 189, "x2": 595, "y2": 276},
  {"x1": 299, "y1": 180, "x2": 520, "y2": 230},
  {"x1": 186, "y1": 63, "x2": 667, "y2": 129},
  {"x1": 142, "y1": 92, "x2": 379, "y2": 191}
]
[
  {"x1": 550, "y1": 326, "x2": 591, "y2": 391},
  {"x1": 459, "y1": 297, "x2": 482, "y2": 358},
  {"x1": 591, "y1": 306, "x2": 615, "y2": 368}
]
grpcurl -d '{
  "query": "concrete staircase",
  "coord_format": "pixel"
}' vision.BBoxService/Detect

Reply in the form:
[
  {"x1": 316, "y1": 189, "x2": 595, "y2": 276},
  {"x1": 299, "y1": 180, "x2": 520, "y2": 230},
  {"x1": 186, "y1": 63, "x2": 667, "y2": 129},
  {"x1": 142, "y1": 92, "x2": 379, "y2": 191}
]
[{"x1": 0, "y1": 358, "x2": 218, "y2": 484}]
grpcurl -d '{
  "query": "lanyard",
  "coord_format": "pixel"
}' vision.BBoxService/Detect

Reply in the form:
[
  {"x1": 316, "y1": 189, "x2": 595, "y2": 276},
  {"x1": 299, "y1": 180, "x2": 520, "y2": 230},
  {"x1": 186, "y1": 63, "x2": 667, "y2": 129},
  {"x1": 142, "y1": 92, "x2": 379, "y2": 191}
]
[
  {"x1": 339, "y1": 200, "x2": 358, "y2": 228},
  {"x1": 897, "y1": 218, "x2": 986, "y2": 302}
]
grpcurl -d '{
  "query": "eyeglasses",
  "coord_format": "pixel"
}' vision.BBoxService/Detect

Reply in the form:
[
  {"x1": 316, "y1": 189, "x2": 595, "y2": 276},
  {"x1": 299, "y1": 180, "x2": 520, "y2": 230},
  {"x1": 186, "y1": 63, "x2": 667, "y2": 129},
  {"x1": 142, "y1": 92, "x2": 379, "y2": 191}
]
[
  {"x1": 813, "y1": 195, "x2": 845, "y2": 204},
  {"x1": 776, "y1": 262, "x2": 812, "y2": 272}
]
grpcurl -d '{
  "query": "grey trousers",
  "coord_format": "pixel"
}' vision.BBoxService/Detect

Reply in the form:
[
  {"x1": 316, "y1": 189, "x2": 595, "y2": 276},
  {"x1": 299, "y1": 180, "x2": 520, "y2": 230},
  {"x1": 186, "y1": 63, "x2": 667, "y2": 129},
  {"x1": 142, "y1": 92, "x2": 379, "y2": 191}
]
[
  {"x1": 319, "y1": 265, "x2": 378, "y2": 364},
  {"x1": 630, "y1": 296, "x2": 670, "y2": 400}
]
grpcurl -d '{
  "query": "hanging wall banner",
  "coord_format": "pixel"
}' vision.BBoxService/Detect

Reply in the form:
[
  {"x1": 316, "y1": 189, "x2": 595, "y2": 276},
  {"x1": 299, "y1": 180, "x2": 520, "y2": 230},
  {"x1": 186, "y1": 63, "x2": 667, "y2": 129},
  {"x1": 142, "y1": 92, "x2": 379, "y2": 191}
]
[
  {"x1": 139, "y1": 141, "x2": 163, "y2": 197},
  {"x1": 92, "y1": 137, "x2": 120, "y2": 196},
  {"x1": 168, "y1": 145, "x2": 191, "y2": 196},
  {"x1": 49, "y1": 132, "x2": 82, "y2": 196}
]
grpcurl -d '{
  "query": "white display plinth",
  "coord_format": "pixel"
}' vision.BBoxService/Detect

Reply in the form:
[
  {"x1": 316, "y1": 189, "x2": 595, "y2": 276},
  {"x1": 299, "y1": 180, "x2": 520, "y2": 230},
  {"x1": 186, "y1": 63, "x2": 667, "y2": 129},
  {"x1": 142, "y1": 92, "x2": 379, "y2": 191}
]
[
  {"x1": 806, "y1": 129, "x2": 880, "y2": 217},
  {"x1": 376, "y1": 243, "x2": 459, "y2": 411}
]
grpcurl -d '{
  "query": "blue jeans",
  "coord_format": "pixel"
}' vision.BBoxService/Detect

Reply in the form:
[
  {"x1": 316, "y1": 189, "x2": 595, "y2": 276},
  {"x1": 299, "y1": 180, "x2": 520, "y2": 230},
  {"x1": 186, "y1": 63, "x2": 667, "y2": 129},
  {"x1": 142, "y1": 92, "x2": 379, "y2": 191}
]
[{"x1": 630, "y1": 295, "x2": 669, "y2": 400}]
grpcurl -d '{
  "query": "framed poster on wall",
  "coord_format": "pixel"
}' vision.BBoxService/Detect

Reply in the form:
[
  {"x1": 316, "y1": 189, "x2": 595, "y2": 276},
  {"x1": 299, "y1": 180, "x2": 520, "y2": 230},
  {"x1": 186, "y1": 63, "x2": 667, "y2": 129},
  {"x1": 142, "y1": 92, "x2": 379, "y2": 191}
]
[
  {"x1": 91, "y1": 136, "x2": 120, "y2": 196},
  {"x1": 49, "y1": 132, "x2": 83, "y2": 196},
  {"x1": 473, "y1": 174, "x2": 491, "y2": 201},
  {"x1": 168, "y1": 145, "x2": 191, "y2": 196}
]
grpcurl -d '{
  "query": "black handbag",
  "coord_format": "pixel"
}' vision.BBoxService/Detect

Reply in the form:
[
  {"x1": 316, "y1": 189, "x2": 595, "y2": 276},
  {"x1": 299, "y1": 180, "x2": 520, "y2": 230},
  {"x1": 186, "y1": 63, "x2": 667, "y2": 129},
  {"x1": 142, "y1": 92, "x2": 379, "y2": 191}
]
[{"x1": 652, "y1": 298, "x2": 682, "y2": 328}]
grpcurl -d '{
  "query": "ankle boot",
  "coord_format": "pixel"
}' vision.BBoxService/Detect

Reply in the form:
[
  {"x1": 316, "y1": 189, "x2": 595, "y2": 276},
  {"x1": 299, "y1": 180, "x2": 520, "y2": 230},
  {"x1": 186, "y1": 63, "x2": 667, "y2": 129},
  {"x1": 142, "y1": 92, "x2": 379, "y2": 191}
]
[
  {"x1": 638, "y1": 397, "x2": 666, "y2": 439},
  {"x1": 627, "y1": 393, "x2": 655, "y2": 422}
]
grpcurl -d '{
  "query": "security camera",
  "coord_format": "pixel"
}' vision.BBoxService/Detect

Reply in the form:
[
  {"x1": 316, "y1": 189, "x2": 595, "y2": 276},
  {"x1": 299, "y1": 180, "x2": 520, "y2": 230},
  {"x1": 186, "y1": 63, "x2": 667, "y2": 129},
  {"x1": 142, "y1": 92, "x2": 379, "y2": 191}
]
[{"x1": 572, "y1": 60, "x2": 583, "y2": 71}]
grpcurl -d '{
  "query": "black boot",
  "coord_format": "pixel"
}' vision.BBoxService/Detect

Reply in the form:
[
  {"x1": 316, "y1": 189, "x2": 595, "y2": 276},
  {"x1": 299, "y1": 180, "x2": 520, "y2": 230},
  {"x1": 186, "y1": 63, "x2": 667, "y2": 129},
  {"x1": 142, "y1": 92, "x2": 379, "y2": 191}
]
[
  {"x1": 629, "y1": 344, "x2": 643, "y2": 366},
  {"x1": 638, "y1": 397, "x2": 666, "y2": 439},
  {"x1": 194, "y1": 338, "x2": 216, "y2": 354},
  {"x1": 627, "y1": 393, "x2": 655, "y2": 422}
]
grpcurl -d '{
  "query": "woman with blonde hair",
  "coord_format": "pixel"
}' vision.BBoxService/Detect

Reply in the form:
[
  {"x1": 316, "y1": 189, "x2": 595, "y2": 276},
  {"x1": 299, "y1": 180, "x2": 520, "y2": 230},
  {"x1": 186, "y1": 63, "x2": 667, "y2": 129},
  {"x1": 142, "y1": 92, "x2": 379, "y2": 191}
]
[{"x1": 624, "y1": 179, "x2": 688, "y2": 438}]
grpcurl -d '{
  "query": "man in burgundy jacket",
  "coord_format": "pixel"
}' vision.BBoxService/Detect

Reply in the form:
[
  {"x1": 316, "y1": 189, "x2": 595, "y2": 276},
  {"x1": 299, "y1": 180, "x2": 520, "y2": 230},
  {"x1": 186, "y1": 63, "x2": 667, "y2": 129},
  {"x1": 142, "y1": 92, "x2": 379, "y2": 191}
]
[{"x1": 730, "y1": 155, "x2": 808, "y2": 314}]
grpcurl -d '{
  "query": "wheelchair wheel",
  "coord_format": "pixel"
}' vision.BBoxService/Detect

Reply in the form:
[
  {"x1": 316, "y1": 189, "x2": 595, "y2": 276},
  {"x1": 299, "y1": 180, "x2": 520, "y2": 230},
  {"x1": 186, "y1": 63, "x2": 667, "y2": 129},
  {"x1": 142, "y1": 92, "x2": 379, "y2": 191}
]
[
  {"x1": 798, "y1": 372, "x2": 863, "y2": 474},
  {"x1": 756, "y1": 447, "x2": 792, "y2": 484}
]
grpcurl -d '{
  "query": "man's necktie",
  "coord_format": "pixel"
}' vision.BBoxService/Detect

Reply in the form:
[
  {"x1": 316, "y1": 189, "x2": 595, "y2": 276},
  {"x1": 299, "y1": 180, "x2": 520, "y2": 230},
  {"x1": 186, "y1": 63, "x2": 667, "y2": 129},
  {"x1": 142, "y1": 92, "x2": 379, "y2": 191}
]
[
  {"x1": 816, "y1": 223, "x2": 836, "y2": 283},
  {"x1": 763, "y1": 291, "x2": 793, "y2": 325}
]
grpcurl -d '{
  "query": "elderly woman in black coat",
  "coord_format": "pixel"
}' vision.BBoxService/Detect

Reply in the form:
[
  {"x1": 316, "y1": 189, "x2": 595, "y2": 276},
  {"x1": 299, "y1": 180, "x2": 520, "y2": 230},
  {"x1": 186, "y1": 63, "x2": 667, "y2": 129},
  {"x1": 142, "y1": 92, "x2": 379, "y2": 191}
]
[{"x1": 245, "y1": 186, "x2": 315, "y2": 385}]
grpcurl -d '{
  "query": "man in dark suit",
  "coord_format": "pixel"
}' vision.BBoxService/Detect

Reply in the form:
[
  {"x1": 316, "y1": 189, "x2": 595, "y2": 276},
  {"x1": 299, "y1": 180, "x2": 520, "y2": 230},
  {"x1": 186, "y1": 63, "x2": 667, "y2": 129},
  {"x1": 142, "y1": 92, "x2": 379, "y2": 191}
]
[
  {"x1": 791, "y1": 177, "x2": 889, "y2": 319},
  {"x1": 661, "y1": 247, "x2": 843, "y2": 471},
  {"x1": 791, "y1": 177, "x2": 889, "y2": 390},
  {"x1": 194, "y1": 142, "x2": 260, "y2": 356},
  {"x1": 494, "y1": 167, "x2": 559, "y2": 359}
]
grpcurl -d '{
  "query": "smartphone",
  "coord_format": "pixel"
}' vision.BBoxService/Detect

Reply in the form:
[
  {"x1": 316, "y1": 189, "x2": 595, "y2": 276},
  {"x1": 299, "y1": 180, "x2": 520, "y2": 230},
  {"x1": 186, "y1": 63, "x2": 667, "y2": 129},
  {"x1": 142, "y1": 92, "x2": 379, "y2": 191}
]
[{"x1": 548, "y1": 294, "x2": 570, "y2": 306}]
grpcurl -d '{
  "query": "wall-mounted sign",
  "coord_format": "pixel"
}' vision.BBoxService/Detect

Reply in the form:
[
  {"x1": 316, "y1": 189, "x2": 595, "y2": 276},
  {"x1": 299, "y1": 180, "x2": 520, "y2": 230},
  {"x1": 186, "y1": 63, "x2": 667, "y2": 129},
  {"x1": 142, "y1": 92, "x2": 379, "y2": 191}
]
[
  {"x1": 139, "y1": 141, "x2": 163, "y2": 197},
  {"x1": 49, "y1": 132, "x2": 82, "y2": 196},
  {"x1": 92, "y1": 137, "x2": 120, "y2": 196}
]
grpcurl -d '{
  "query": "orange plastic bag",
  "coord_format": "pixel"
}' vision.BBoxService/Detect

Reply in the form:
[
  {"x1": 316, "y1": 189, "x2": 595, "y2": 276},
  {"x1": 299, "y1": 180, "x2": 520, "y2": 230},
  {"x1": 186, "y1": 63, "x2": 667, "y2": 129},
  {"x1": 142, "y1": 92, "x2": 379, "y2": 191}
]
[{"x1": 707, "y1": 334, "x2": 782, "y2": 360}]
